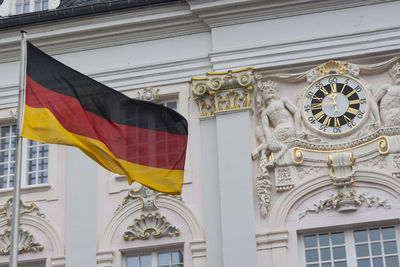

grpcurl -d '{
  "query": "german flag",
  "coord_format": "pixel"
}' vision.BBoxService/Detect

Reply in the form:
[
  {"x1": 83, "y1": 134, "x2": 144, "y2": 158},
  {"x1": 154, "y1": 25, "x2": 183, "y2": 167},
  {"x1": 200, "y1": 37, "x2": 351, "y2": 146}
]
[{"x1": 22, "y1": 42, "x2": 188, "y2": 194}]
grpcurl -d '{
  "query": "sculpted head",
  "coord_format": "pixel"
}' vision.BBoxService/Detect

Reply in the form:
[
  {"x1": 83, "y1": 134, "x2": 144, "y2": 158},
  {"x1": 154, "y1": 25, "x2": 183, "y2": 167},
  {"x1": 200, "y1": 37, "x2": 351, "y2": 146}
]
[
  {"x1": 389, "y1": 62, "x2": 400, "y2": 84},
  {"x1": 258, "y1": 80, "x2": 279, "y2": 102}
]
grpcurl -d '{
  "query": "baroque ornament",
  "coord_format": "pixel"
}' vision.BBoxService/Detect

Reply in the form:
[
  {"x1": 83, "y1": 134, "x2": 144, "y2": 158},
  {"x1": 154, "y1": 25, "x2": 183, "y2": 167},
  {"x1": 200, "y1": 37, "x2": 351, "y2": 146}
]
[
  {"x1": 298, "y1": 187, "x2": 391, "y2": 219},
  {"x1": 124, "y1": 213, "x2": 179, "y2": 241},
  {"x1": 192, "y1": 68, "x2": 254, "y2": 119},
  {"x1": 138, "y1": 87, "x2": 160, "y2": 102},
  {"x1": 115, "y1": 185, "x2": 182, "y2": 212},
  {"x1": 0, "y1": 198, "x2": 44, "y2": 225},
  {"x1": 0, "y1": 229, "x2": 43, "y2": 255}
]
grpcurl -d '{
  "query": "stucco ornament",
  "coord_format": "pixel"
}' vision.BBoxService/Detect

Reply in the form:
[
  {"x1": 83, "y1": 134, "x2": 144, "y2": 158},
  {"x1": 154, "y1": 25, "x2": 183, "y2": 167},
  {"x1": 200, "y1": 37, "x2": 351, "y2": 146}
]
[
  {"x1": 123, "y1": 213, "x2": 180, "y2": 241},
  {"x1": 256, "y1": 80, "x2": 297, "y2": 166},
  {"x1": 375, "y1": 62, "x2": 400, "y2": 127},
  {"x1": 299, "y1": 186, "x2": 391, "y2": 219},
  {"x1": 192, "y1": 68, "x2": 254, "y2": 119},
  {"x1": 115, "y1": 185, "x2": 182, "y2": 212},
  {"x1": 0, "y1": 229, "x2": 43, "y2": 255},
  {"x1": 138, "y1": 87, "x2": 160, "y2": 102},
  {"x1": 0, "y1": 198, "x2": 45, "y2": 225}
]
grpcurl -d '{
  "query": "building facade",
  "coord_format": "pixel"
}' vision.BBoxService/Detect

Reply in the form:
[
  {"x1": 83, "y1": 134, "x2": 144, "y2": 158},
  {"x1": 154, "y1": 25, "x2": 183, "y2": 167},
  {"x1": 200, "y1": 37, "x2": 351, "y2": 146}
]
[{"x1": 0, "y1": 0, "x2": 400, "y2": 267}]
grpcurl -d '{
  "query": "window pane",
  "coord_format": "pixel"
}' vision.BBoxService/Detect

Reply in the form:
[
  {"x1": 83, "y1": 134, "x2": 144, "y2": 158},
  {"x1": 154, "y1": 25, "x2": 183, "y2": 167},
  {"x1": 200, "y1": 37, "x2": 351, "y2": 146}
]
[
  {"x1": 305, "y1": 249, "x2": 318, "y2": 262},
  {"x1": 385, "y1": 256, "x2": 399, "y2": 267},
  {"x1": 382, "y1": 227, "x2": 396, "y2": 240},
  {"x1": 321, "y1": 248, "x2": 331, "y2": 261},
  {"x1": 333, "y1": 246, "x2": 346, "y2": 259},
  {"x1": 355, "y1": 230, "x2": 368, "y2": 243},
  {"x1": 322, "y1": 263, "x2": 332, "y2": 267},
  {"x1": 307, "y1": 264, "x2": 319, "y2": 267},
  {"x1": 140, "y1": 255, "x2": 152, "y2": 267},
  {"x1": 334, "y1": 261, "x2": 347, "y2": 267},
  {"x1": 158, "y1": 252, "x2": 170, "y2": 265},
  {"x1": 23, "y1": 3, "x2": 29, "y2": 13},
  {"x1": 34, "y1": 0, "x2": 41, "y2": 11},
  {"x1": 373, "y1": 257, "x2": 383, "y2": 267},
  {"x1": 332, "y1": 232, "x2": 345, "y2": 245},
  {"x1": 356, "y1": 244, "x2": 370, "y2": 257},
  {"x1": 1, "y1": 138, "x2": 10, "y2": 150},
  {"x1": 1, "y1": 126, "x2": 10, "y2": 137},
  {"x1": 383, "y1": 241, "x2": 398, "y2": 254},
  {"x1": 171, "y1": 251, "x2": 183, "y2": 264},
  {"x1": 319, "y1": 234, "x2": 330, "y2": 246},
  {"x1": 369, "y1": 229, "x2": 380, "y2": 241},
  {"x1": 43, "y1": 0, "x2": 48, "y2": 9},
  {"x1": 126, "y1": 256, "x2": 138, "y2": 267},
  {"x1": 0, "y1": 177, "x2": 7, "y2": 188},
  {"x1": 38, "y1": 171, "x2": 47, "y2": 184},
  {"x1": 305, "y1": 235, "x2": 318, "y2": 248},
  {"x1": 357, "y1": 259, "x2": 371, "y2": 267},
  {"x1": 28, "y1": 173, "x2": 36, "y2": 185},
  {"x1": 371, "y1": 242, "x2": 382, "y2": 256}
]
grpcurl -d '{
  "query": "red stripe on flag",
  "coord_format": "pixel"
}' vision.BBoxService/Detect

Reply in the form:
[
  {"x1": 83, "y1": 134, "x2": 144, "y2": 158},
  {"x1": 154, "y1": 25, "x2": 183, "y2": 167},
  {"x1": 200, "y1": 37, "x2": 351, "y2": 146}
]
[{"x1": 26, "y1": 76, "x2": 187, "y2": 170}]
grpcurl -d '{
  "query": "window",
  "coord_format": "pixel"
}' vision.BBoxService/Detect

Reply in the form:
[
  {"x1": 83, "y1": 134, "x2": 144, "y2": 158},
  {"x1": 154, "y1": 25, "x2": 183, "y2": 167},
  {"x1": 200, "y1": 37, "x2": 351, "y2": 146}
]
[
  {"x1": 15, "y1": 0, "x2": 48, "y2": 14},
  {"x1": 126, "y1": 250, "x2": 183, "y2": 267},
  {"x1": 161, "y1": 100, "x2": 178, "y2": 112},
  {"x1": 302, "y1": 226, "x2": 400, "y2": 267},
  {"x1": 0, "y1": 125, "x2": 48, "y2": 189}
]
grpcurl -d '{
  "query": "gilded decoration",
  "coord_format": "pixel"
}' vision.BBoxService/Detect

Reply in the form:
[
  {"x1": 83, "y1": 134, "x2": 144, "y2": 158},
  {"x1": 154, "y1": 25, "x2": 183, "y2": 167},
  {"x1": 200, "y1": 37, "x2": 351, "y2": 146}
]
[
  {"x1": 191, "y1": 67, "x2": 254, "y2": 119},
  {"x1": 253, "y1": 57, "x2": 400, "y2": 217},
  {"x1": 123, "y1": 213, "x2": 180, "y2": 241},
  {"x1": 0, "y1": 229, "x2": 43, "y2": 255},
  {"x1": 0, "y1": 198, "x2": 44, "y2": 225}
]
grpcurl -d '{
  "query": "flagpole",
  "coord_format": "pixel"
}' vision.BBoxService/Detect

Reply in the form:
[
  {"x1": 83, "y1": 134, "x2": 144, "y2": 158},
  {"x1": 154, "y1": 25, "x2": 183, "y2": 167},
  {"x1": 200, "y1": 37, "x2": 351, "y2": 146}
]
[{"x1": 9, "y1": 30, "x2": 27, "y2": 267}]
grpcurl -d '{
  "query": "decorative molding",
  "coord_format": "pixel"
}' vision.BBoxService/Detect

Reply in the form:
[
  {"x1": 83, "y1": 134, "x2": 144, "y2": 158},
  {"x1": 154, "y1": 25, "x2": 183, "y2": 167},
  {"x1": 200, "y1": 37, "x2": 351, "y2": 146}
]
[
  {"x1": 297, "y1": 166, "x2": 321, "y2": 179},
  {"x1": 138, "y1": 87, "x2": 160, "y2": 102},
  {"x1": 115, "y1": 186, "x2": 182, "y2": 212},
  {"x1": 393, "y1": 155, "x2": 400, "y2": 169},
  {"x1": 299, "y1": 187, "x2": 391, "y2": 219},
  {"x1": 360, "y1": 155, "x2": 387, "y2": 168},
  {"x1": 0, "y1": 228, "x2": 43, "y2": 255},
  {"x1": 255, "y1": 230, "x2": 289, "y2": 251},
  {"x1": 275, "y1": 167, "x2": 294, "y2": 192},
  {"x1": 0, "y1": 198, "x2": 45, "y2": 225},
  {"x1": 255, "y1": 152, "x2": 271, "y2": 217},
  {"x1": 326, "y1": 152, "x2": 356, "y2": 187},
  {"x1": 99, "y1": 195, "x2": 204, "y2": 254},
  {"x1": 123, "y1": 213, "x2": 180, "y2": 241},
  {"x1": 192, "y1": 67, "x2": 254, "y2": 119}
]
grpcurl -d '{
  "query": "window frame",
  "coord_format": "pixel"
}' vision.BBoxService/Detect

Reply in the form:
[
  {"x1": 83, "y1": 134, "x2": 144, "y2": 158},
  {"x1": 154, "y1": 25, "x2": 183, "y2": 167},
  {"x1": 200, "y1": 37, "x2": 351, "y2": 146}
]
[
  {"x1": 299, "y1": 224, "x2": 400, "y2": 267},
  {"x1": 0, "y1": 0, "x2": 59, "y2": 17},
  {"x1": 123, "y1": 247, "x2": 184, "y2": 267},
  {"x1": 0, "y1": 109, "x2": 60, "y2": 202}
]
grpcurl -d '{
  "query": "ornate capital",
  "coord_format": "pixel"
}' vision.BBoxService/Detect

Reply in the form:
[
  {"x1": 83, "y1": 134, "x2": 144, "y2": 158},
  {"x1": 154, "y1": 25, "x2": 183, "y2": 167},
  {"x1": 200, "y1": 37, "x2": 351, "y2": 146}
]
[{"x1": 191, "y1": 67, "x2": 254, "y2": 119}]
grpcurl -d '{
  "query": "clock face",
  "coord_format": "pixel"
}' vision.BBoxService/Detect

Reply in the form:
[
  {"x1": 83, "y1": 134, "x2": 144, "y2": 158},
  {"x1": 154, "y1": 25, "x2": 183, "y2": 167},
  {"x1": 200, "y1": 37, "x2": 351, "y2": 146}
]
[{"x1": 303, "y1": 75, "x2": 368, "y2": 135}]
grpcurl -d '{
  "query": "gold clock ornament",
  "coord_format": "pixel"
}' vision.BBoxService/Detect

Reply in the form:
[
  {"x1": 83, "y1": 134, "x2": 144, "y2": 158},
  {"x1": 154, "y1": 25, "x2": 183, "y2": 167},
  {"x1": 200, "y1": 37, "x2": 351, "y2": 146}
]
[{"x1": 303, "y1": 75, "x2": 368, "y2": 135}]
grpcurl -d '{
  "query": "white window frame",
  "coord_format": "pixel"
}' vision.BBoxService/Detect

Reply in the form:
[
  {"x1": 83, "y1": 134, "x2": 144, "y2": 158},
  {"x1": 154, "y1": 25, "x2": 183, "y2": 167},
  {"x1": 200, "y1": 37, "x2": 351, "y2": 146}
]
[
  {"x1": 123, "y1": 247, "x2": 184, "y2": 267},
  {"x1": 0, "y1": 109, "x2": 59, "y2": 202},
  {"x1": 0, "y1": 0, "x2": 59, "y2": 17},
  {"x1": 299, "y1": 224, "x2": 400, "y2": 267}
]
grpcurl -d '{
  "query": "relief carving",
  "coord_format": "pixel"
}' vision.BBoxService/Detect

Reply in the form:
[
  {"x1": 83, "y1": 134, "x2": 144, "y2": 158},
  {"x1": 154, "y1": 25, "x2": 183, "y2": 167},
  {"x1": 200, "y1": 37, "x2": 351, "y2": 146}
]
[
  {"x1": 375, "y1": 62, "x2": 400, "y2": 127},
  {"x1": 124, "y1": 213, "x2": 180, "y2": 241},
  {"x1": 0, "y1": 229, "x2": 43, "y2": 255},
  {"x1": 299, "y1": 186, "x2": 391, "y2": 219}
]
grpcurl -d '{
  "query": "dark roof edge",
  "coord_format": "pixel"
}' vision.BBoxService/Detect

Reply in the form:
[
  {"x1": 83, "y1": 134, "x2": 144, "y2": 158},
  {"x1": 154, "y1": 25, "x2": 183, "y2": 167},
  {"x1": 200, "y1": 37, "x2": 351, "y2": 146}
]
[{"x1": 0, "y1": 0, "x2": 185, "y2": 30}]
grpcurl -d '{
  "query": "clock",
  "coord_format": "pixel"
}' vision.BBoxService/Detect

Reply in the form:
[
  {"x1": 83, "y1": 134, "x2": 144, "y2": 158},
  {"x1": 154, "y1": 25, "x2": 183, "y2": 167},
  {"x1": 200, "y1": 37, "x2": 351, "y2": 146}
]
[{"x1": 303, "y1": 75, "x2": 368, "y2": 135}]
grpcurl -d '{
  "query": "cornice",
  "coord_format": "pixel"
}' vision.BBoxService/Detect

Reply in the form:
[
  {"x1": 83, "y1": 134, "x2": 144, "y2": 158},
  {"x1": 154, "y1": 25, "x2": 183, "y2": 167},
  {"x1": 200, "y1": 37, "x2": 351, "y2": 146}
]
[
  {"x1": 0, "y1": 4, "x2": 209, "y2": 63},
  {"x1": 210, "y1": 26, "x2": 400, "y2": 71},
  {"x1": 188, "y1": 0, "x2": 397, "y2": 28}
]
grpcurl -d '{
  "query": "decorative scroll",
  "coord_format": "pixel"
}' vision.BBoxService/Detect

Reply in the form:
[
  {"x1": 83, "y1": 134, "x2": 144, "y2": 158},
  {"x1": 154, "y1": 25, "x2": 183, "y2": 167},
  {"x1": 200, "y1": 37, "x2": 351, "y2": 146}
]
[
  {"x1": 299, "y1": 187, "x2": 391, "y2": 219},
  {"x1": 124, "y1": 213, "x2": 179, "y2": 241},
  {"x1": 0, "y1": 229, "x2": 43, "y2": 255},
  {"x1": 0, "y1": 198, "x2": 44, "y2": 225},
  {"x1": 138, "y1": 87, "x2": 160, "y2": 102}
]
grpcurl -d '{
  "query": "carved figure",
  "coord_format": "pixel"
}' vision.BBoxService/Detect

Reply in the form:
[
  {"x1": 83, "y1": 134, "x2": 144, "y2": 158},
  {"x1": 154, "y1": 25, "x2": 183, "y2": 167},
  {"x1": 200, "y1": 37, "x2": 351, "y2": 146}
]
[
  {"x1": 375, "y1": 62, "x2": 400, "y2": 126},
  {"x1": 257, "y1": 80, "x2": 297, "y2": 165}
]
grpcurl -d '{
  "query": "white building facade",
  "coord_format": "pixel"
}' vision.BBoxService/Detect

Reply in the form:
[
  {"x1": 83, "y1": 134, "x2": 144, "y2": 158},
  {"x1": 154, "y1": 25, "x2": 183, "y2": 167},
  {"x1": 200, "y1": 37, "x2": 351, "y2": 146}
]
[{"x1": 0, "y1": 0, "x2": 399, "y2": 267}]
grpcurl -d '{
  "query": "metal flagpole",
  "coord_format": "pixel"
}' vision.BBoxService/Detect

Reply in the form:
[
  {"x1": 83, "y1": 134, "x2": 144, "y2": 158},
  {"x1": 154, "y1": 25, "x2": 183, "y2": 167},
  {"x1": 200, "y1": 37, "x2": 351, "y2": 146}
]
[{"x1": 9, "y1": 30, "x2": 27, "y2": 267}]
